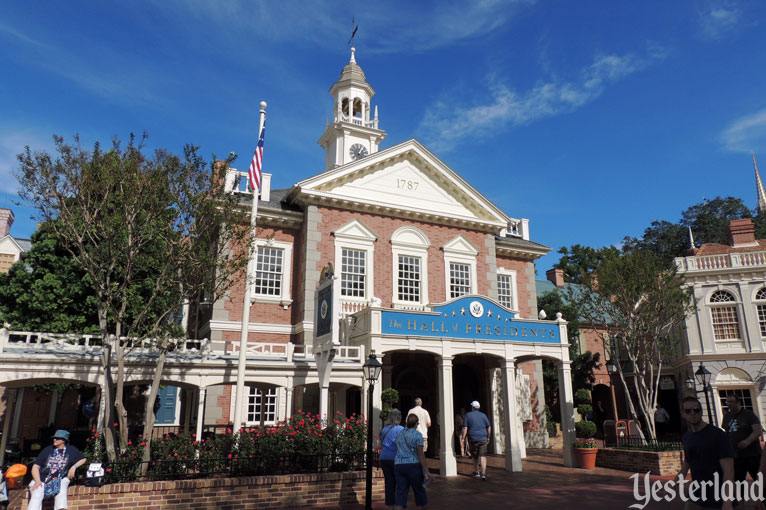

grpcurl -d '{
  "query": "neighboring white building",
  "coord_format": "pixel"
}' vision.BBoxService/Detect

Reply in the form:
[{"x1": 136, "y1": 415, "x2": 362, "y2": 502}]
[
  {"x1": 673, "y1": 217, "x2": 766, "y2": 426},
  {"x1": 0, "y1": 208, "x2": 31, "y2": 274}
]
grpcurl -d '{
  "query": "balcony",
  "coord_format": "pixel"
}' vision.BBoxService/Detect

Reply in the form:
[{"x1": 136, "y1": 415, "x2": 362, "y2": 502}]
[{"x1": 675, "y1": 251, "x2": 766, "y2": 273}]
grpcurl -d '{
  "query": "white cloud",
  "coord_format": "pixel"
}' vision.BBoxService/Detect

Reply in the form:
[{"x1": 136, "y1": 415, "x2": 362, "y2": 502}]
[
  {"x1": 697, "y1": 4, "x2": 741, "y2": 40},
  {"x1": 152, "y1": 0, "x2": 534, "y2": 54},
  {"x1": 418, "y1": 51, "x2": 662, "y2": 152},
  {"x1": 721, "y1": 109, "x2": 766, "y2": 153}
]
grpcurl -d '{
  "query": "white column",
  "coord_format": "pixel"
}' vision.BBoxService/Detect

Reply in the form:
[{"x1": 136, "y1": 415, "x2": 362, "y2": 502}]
[
  {"x1": 515, "y1": 368, "x2": 527, "y2": 459},
  {"x1": 501, "y1": 360, "x2": 522, "y2": 472},
  {"x1": 195, "y1": 387, "x2": 206, "y2": 440},
  {"x1": 558, "y1": 361, "x2": 577, "y2": 468},
  {"x1": 285, "y1": 377, "x2": 294, "y2": 419},
  {"x1": 0, "y1": 388, "x2": 17, "y2": 466},
  {"x1": 439, "y1": 356, "x2": 457, "y2": 476}
]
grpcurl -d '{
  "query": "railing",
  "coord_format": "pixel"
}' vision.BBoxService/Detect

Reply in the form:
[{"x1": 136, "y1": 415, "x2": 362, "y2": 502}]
[
  {"x1": 676, "y1": 251, "x2": 766, "y2": 272},
  {"x1": 335, "y1": 114, "x2": 378, "y2": 129},
  {"x1": 604, "y1": 434, "x2": 683, "y2": 451},
  {"x1": 75, "y1": 452, "x2": 371, "y2": 484},
  {"x1": 0, "y1": 329, "x2": 209, "y2": 355}
]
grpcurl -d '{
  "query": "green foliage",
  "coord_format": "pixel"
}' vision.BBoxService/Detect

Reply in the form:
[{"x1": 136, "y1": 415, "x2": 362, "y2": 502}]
[
  {"x1": 544, "y1": 405, "x2": 558, "y2": 438},
  {"x1": 554, "y1": 244, "x2": 620, "y2": 285},
  {"x1": 575, "y1": 420, "x2": 597, "y2": 438},
  {"x1": 381, "y1": 388, "x2": 399, "y2": 407},
  {"x1": 574, "y1": 388, "x2": 592, "y2": 405},
  {"x1": 0, "y1": 223, "x2": 99, "y2": 333},
  {"x1": 574, "y1": 438, "x2": 598, "y2": 448},
  {"x1": 32, "y1": 383, "x2": 81, "y2": 394},
  {"x1": 577, "y1": 404, "x2": 593, "y2": 416}
]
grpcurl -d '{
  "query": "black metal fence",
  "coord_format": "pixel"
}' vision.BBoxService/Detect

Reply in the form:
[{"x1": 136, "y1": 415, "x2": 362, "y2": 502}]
[
  {"x1": 604, "y1": 434, "x2": 683, "y2": 451},
  {"x1": 75, "y1": 452, "x2": 372, "y2": 484}
]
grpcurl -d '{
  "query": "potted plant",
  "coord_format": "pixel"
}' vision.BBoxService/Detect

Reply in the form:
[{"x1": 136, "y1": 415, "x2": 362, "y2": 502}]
[
  {"x1": 574, "y1": 389, "x2": 598, "y2": 469},
  {"x1": 379, "y1": 388, "x2": 399, "y2": 425}
]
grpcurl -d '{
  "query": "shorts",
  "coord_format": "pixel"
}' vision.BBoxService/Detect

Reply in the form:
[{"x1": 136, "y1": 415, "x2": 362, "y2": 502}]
[{"x1": 469, "y1": 440, "x2": 488, "y2": 457}]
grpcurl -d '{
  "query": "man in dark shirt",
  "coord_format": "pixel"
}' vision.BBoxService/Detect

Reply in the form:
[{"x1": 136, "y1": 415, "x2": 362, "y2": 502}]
[
  {"x1": 679, "y1": 396, "x2": 734, "y2": 510},
  {"x1": 461, "y1": 400, "x2": 491, "y2": 481},
  {"x1": 721, "y1": 393, "x2": 762, "y2": 483}
]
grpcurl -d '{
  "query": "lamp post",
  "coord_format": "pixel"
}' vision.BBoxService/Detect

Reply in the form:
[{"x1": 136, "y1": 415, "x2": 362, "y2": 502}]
[
  {"x1": 694, "y1": 364, "x2": 715, "y2": 425},
  {"x1": 363, "y1": 352, "x2": 382, "y2": 510},
  {"x1": 605, "y1": 358, "x2": 619, "y2": 420}
]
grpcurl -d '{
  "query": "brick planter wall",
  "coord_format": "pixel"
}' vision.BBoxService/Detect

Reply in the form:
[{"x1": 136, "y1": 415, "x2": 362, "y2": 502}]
[
  {"x1": 20, "y1": 470, "x2": 384, "y2": 510},
  {"x1": 596, "y1": 447, "x2": 683, "y2": 476}
]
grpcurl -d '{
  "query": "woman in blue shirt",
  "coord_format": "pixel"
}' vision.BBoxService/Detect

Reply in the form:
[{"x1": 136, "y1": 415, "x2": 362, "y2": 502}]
[
  {"x1": 379, "y1": 408, "x2": 404, "y2": 510},
  {"x1": 394, "y1": 413, "x2": 431, "y2": 509}
]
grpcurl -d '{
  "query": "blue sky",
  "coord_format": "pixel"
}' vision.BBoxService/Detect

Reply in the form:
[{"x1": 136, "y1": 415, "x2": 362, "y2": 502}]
[{"x1": 1, "y1": 1, "x2": 765, "y2": 273}]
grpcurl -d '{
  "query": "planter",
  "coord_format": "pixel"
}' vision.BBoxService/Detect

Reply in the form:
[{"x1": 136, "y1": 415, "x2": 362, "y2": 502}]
[{"x1": 574, "y1": 447, "x2": 598, "y2": 469}]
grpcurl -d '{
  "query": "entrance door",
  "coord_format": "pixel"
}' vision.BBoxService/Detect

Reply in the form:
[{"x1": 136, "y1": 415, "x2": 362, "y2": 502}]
[{"x1": 154, "y1": 386, "x2": 178, "y2": 425}]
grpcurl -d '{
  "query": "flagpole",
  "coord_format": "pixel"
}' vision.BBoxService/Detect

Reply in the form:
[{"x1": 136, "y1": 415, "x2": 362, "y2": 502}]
[{"x1": 233, "y1": 100, "x2": 267, "y2": 432}]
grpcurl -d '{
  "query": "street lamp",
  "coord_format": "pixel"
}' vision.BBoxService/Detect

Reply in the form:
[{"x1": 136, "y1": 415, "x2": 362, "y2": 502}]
[
  {"x1": 694, "y1": 364, "x2": 715, "y2": 424},
  {"x1": 363, "y1": 351, "x2": 382, "y2": 510},
  {"x1": 605, "y1": 358, "x2": 618, "y2": 374}
]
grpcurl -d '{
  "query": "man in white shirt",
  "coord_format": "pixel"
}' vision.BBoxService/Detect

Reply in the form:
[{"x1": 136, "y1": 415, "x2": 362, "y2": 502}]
[{"x1": 407, "y1": 397, "x2": 432, "y2": 452}]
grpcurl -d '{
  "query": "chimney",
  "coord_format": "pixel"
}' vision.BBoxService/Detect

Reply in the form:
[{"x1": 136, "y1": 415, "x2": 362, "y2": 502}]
[
  {"x1": 726, "y1": 218, "x2": 757, "y2": 247},
  {"x1": 0, "y1": 208, "x2": 14, "y2": 237},
  {"x1": 546, "y1": 268, "x2": 565, "y2": 288}
]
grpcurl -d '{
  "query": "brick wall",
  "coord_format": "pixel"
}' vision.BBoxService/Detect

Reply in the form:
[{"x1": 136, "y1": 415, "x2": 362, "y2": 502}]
[
  {"x1": 20, "y1": 470, "x2": 385, "y2": 510},
  {"x1": 596, "y1": 447, "x2": 683, "y2": 476}
]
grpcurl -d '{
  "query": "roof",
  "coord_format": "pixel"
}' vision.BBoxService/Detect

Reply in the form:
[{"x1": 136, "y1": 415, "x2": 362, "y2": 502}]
[{"x1": 693, "y1": 239, "x2": 766, "y2": 256}]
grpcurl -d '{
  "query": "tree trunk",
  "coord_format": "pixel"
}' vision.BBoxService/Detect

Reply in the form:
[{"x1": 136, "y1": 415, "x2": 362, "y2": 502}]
[
  {"x1": 100, "y1": 340, "x2": 117, "y2": 462},
  {"x1": 139, "y1": 344, "x2": 169, "y2": 475}
]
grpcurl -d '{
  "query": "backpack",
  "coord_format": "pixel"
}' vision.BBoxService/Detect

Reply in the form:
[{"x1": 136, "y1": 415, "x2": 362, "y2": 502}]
[
  {"x1": 43, "y1": 475, "x2": 62, "y2": 500},
  {"x1": 85, "y1": 463, "x2": 104, "y2": 487}
]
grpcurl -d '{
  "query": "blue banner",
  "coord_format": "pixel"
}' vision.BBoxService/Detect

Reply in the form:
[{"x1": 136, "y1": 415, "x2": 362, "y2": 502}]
[{"x1": 381, "y1": 297, "x2": 561, "y2": 344}]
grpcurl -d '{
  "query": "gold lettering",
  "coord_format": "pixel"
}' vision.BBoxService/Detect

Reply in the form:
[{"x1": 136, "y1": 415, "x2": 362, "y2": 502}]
[
  {"x1": 549, "y1": 329, "x2": 556, "y2": 338},
  {"x1": 495, "y1": 326, "x2": 501, "y2": 335},
  {"x1": 510, "y1": 327, "x2": 518, "y2": 336},
  {"x1": 476, "y1": 325, "x2": 482, "y2": 335},
  {"x1": 453, "y1": 324, "x2": 459, "y2": 332},
  {"x1": 485, "y1": 325, "x2": 491, "y2": 335},
  {"x1": 540, "y1": 329, "x2": 546, "y2": 338},
  {"x1": 530, "y1": 329, "x2": 537, "y2": 337},
  {"x1": 408, "y1": 320, "x2": 417, "y2": 331},
  {"x1": 431, "y1": 322, "x2": 437, "y2": 332},
  {"x1": 521, "y1": 328, "x2": 527, "y2": 337},
  {"x1": 421, "y1": 322, "x2": 428, "y2": 331},
  {"x1": 441, "y1": 322, "x2": 448, "y2": 333},
  {"x1": 466, "y1": 324, "x2": 472, "y2": 334}
]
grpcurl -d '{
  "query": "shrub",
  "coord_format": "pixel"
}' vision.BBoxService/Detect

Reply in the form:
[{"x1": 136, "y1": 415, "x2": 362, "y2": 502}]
[
  {"x1": 577, "y1": 404, "x2": 593, "y2": 417},
  {"x1": 575, "y1": 420, "x2": 597, "y2": 438},
  {"x1": 544, "y1": 405, "x2": 558, "y2": 438},
  {"x1": 574, "y1": 388, "x2": 591, "y2": 405}
]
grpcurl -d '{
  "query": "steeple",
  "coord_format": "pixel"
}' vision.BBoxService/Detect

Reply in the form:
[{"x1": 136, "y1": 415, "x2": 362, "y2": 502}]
[
  {"x1": 318, "y1": 47, "x2": 387, "y2": 171},
  {"x1": 754, "y1": 153, "x2": 766, "y2": 213}
]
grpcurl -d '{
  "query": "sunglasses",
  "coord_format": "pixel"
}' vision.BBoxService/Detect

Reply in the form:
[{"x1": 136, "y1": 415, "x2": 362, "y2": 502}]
[{"x1": 683, "y1": 408, "x2": 702, "y2": 414}]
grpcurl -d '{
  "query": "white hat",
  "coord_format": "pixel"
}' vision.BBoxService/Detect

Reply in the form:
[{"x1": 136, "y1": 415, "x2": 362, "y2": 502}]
[{"x1": 470, "y1": 401, "x2": 480, "y2": 409}]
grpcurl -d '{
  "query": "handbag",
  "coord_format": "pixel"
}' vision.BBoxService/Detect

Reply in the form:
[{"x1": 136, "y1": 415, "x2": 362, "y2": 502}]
[{"x1": 43, "y1": 474, "x2": 62, "y2": 500}]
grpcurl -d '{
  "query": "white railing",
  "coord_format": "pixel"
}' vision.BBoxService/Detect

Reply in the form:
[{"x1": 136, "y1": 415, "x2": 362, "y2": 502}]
[
  {"x1": 0, "y1": 329, "x2": 209, "y2": 355},
  {"x1": 340, "y1": 299, "x2": 370, "y2": 315},
  {"x1": 336, "y1": 345, "x2": 363, "y2": 361},
  {"x1": 676, "y1": 251, "x2": 766, "y2": 272},
  {"x1": 335, "y1": 114, "x2": 378, "y2": 129}
]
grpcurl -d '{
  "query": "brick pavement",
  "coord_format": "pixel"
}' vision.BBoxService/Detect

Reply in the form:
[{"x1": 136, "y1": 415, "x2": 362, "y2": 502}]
[{"x1": 305, "y1": 449, "x2": 764, "y2": 510}]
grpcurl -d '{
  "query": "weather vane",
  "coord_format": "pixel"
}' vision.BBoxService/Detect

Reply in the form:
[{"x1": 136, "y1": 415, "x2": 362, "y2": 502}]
[{"x1": 348, "y1": 16, "x2": 358, "y2": 46}]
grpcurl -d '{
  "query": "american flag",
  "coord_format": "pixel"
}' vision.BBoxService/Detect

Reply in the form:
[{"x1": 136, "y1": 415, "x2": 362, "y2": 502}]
[{"x1": 248, "y1": 122, "x2": 265, "y2": 192}]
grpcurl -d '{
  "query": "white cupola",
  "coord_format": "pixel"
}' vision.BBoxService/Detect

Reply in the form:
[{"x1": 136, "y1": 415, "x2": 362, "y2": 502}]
[{"x1": 318, "y1": 47, "x2": 387, "y2": 171}]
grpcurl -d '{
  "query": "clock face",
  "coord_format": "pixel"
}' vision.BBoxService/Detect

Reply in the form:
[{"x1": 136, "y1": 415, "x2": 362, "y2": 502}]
[{"x1": 349, "y1": 143, "x2": 368, "y2": 160}]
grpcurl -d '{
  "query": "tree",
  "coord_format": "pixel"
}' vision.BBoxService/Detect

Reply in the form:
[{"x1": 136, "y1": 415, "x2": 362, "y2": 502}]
[
  {"x1": 554, "y1": 244, "x2": 620, "y2": 285},
  {"x1": 16, "y1": 134, "x2": 251, "y2": 463},
  {"x1": 624, "y1": 197, "x2": 755, "y2": 262},
  {"x1": 568, "y1": 250, "x2": 695, "y2": 440},
  {"x1": 0, "y1": 222, "x2": 99, "y2": 333},
  {"x1": 537, "y1": 289, "x2": 601, "y2": 420}
]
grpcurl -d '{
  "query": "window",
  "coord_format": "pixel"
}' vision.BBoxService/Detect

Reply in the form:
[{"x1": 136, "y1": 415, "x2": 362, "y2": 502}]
[
  {"x1": 255, "y1": 246, "x2": 283, "y2": 296},
  {"x1": 391, "y1": 227, "x2": 430, "y2": 307},
  {"x1": 755, "y1": 288, "x2": 766, "y2": 337},
  {"x1": 398, "y1": 256, "x2": 421, "y2": 302},
  {"x1": 0, "y1": 253, "x2": 15, "y2": 273},
  {"x1": 710, "y1": 290, "x2": 740, "y2": 340},
  {"x1": 252, "y1": 239, "x2": 293, "y2": 307},
  {"x1": 449, "y1": 262, "x2": 471, "y2": 298},
  {"x1": 334, "y1": 220, "x2": 377, "y2": 302},
  {"x1": 718, "y1": 388, "x2": 755, "y2": 414},
  {"x1": 247, "y1": 387, "x2": 277, "y2": 424},
  {"x1": 341, "y1": 248, "x2": 366, "y2": 297},
  {"x1": 443, "y1": 236, "x2": 478, "y2": 300},
  {"x1": 496, "y1": 269, "x2": 517, "y2": 310}
]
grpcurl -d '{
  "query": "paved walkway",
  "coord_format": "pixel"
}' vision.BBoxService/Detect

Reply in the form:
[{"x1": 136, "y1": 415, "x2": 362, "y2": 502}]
[{"x1": 306, "y1": 449, "x2": 762, "y2": 510}]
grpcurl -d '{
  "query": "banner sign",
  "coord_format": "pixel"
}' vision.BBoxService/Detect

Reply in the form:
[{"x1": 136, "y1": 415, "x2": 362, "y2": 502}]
[{"x1": 381, "y1": 297, "x2": 561, "y2": 344}]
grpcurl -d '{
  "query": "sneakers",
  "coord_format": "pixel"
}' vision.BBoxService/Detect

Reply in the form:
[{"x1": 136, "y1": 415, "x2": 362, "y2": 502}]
[
  {"x1": 473, "y1": 471, "x2": 481, "y2": 478},
  {"x1": 481, "y1": 473, "x2": 487, "y2": 481}
]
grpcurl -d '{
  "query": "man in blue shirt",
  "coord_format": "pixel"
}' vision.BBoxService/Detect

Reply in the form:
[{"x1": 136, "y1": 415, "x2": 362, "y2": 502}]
[{"x1": 461, "y1": 400, "x2": 491, "y2": 480}]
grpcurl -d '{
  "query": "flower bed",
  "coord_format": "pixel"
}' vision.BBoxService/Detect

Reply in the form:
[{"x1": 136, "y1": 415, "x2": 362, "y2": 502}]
[
  {"x1": 85, "y1": 411, "x2": 367, "y2": 483},
  {"x1": 596, "y1": 447, "x2": 683, "y2": 476}
]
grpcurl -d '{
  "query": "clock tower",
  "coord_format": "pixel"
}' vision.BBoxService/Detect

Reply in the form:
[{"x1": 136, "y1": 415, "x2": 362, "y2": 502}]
[{"x1": 318, "y1": 47, "x2": 387, "y2": 171}]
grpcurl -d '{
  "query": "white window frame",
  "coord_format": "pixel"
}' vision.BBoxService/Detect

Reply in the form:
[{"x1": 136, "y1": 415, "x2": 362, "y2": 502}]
[
  {"x1": 443, "y1": 235, "x2": 478, "y2": 299},
  {"x1": 334, "y1": 220, "x2": 376, "y2": 303},
  {"x1": 391, "y1": 226, "x2": 430, "y2": 308},
  {"x1": 245, "y1": 386, "x2": 278, "y2": 425},
  {"x1": 496, "y1": 268, "x2": 518, "y2": 312},
  {"x1": 753, "y1": 287, "x2": 766, "y2": 338},
  {"x1": 252, "y1": 238, "x2": 293, "y2": 309},
  {"x1": 708, "y1": 289, "x2": 742, "y2": 342}
]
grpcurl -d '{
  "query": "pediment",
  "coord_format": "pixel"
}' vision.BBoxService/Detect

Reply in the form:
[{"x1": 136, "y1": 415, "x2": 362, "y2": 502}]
[
  {"x1": 443, "y1": 235, "x2": 478, "y2": 256},
  {"x1": 334, "y1": 219, "x2": 377, "y2": 241},
  {"x1": 290, "y1": 140, "x2": 510, "y2": 230}
]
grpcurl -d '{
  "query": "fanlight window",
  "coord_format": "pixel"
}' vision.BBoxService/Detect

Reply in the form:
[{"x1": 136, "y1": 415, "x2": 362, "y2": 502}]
[
  {"x1": 755, "y1": 288, "x2": 766, "y2": 337},
  {"x1": 709, "y1": 290, "x2": 740, "y2": 341}
]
